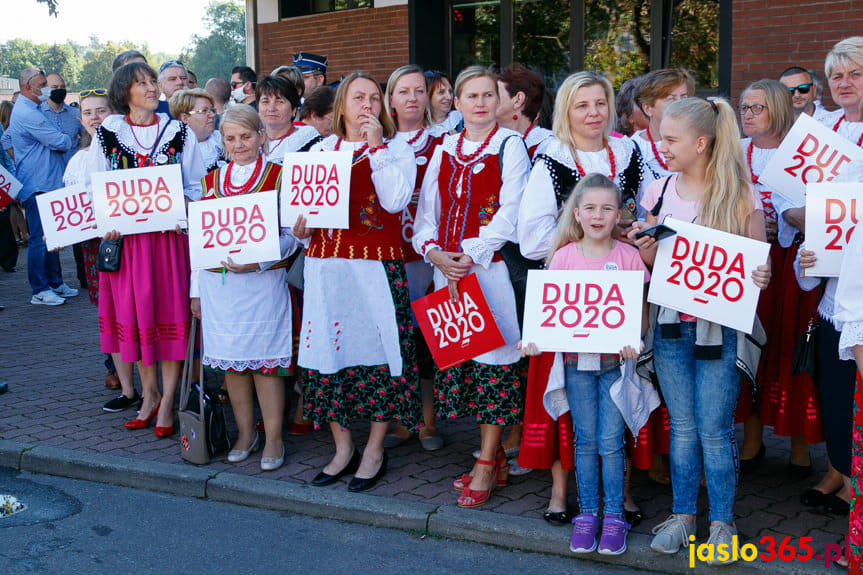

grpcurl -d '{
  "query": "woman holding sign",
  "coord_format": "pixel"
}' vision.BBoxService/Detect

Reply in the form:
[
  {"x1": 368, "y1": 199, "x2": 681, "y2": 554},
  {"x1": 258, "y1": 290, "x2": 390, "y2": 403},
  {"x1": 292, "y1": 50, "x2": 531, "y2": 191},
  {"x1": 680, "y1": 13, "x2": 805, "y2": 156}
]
[
  {"x1": 735, "y1": 79, "x2": 824, "y2": 476},
  {"x1": 83, "y1": 62, "x2": 205, "y2": 435},
  {"x1": 292, "y1": 72, "x2": 419, "y2": 492},
  {"x1": 413, "y1": 65, "x2": 530, "y2": 508},
  {"x1": 380, "y1": 64, "x2": 445, "y2": 452},
  {"x1": 190, "y1": 105, "x2": 297, "y2": 471},
  {"x1": 628, "y1": 97, "x2": 770, "y2": 563}
]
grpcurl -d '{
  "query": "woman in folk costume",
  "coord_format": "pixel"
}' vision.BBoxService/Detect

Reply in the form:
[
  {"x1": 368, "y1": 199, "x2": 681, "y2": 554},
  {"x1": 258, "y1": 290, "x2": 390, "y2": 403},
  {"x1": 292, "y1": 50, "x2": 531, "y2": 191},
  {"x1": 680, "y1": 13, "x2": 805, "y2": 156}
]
[
  {"x1": 293, "y1": 72, "x2": 420, "y2": 492},
  {"x1": 413, "y1": 65, "x2": 531, "y2": 508},
  {"x1": 83, "y1": 62, "x2": 205, "y2": 435},
  {"x1": 190, "y1": 104, "x2": 298, "y2": 471}
]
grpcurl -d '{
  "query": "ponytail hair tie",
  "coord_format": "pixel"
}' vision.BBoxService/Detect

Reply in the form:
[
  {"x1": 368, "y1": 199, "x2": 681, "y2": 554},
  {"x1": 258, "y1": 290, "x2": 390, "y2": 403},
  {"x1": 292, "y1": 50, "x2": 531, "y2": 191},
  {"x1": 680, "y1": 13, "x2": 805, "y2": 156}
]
[{"x1": 708, "y1": 99, "x2": 718, "y2": 115}]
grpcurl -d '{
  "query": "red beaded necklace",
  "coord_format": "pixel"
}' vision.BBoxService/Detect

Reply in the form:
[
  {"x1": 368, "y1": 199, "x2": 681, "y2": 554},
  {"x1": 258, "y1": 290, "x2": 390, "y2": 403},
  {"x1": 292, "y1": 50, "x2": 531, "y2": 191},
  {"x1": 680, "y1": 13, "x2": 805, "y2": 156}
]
[
  {"x1": 746, "y1": 141, "x2": 759, "y2": 184},
  {"x1": 407, "y1": 126, "x2": 426, "y2": 145},
  {"x1": 335, "y1": 138, "x2": 369, "y2": 162},
  {"x1": 833, "y1": 114, "x2": 845, "y2": 132},
  {"x1": 646, "y1": 127, "x2": 668, "y2": 170},
  {"x1": 573, "y1": 142, "x2": 616, "y2": 179},
  {"x1": 456, "y1": 123, "x2": 498, "y2": 163},
  {"x1": 522, "y1": 122, "x2": 535, "y2": 141},
  {"x1": 223, "y1": 156, "x2": 263, "y2": 196},
  {"x1": 125, "y1": 114, "x2": 159, "y2": 150},
  {"x1": 267, "y1": 126, "x2": 296, "y2": 155}
]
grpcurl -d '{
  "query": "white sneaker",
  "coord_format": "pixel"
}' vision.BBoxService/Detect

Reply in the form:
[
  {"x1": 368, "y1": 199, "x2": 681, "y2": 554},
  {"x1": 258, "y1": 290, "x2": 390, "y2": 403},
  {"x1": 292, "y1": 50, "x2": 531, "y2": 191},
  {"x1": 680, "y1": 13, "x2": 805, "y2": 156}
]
[
  {"x1": 706, "y1": 522, "x2": 738, "y2": 565},
  {"x1": 650, "y1": 514, "x2": 695, "y2": 554},
  {"x1": 31, "y1": 290, "x2": 65, "y2": 306},
  {"x1": 52, "y1": 283, "x2": 78, "y2": 298}
]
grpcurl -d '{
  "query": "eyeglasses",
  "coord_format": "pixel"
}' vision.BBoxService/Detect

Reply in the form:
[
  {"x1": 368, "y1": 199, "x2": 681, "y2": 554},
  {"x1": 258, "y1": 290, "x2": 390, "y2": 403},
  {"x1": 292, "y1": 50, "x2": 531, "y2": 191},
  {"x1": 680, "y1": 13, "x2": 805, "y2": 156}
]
[
  {"x1": 786, "y1": 83, "x2": 812, "y2": 95},
  {"x1": 159, "y1": 60, "x2": 185, "y2": 73},
  {"x1": 739, "y1": 104, "x2": 768, "y2": 116},
  {"x1": 230, "y1": 81, "x2": 244, "y2": 88},
  {"x1": 187, "y1": 107, "x2": 216, "y2": 116},
  {"x1": 78, "y1": 88, "x2": 107, "y2": 98}
]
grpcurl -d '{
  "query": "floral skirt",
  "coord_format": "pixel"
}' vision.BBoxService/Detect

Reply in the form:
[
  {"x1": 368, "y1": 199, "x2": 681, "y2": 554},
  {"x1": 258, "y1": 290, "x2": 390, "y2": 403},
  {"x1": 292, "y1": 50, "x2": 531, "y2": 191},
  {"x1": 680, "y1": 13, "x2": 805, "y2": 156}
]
[
  {"x1": 302, "y1": 260, "x2": 420, "y2": 430},
  {"x1": 434, "y1": 359, "x2": 527, "y2": 426},
  {"x1": 850, "y1": 371, "x2": 863, "y2": 571},
  {"x1": 82, "y1": 238, "x2": 100, "y2": 306}
]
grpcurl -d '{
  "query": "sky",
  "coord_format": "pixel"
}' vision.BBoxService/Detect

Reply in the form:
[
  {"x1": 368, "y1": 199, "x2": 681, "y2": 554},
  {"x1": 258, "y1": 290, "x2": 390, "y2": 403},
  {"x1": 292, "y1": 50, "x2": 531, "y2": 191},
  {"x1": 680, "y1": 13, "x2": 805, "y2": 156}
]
[{"x1": 0, "y1": 0, "x2": 218, "y2": 55}]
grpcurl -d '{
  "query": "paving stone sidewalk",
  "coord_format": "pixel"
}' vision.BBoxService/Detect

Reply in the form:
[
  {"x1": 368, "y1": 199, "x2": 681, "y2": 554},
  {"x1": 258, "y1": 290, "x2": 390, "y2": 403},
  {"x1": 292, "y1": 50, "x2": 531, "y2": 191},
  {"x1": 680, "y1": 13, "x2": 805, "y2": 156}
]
[{"x1": 0, "y1": 247, "x2": 848, "y2": 569}]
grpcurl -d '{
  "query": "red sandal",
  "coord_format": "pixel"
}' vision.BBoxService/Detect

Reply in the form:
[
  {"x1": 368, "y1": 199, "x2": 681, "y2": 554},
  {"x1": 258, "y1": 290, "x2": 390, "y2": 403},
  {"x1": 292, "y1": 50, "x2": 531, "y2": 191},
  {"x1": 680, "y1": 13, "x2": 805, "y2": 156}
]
[
  {"x1": 453, "y1": 445, "x2": 509, "y2": 491},
  {"x1": 457, "y1": 457, "x2": 501, "y2": 508}
]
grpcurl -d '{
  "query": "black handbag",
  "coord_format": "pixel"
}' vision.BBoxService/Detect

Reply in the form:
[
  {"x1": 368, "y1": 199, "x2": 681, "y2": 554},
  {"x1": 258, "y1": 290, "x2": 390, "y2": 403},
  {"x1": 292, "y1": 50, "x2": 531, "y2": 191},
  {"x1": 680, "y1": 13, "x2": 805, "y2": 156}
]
[
  {"x1": 791, "y1": 281, "x2": 826, "y2": 376},
  {"x1": 96, "y1": 238, "x2": 123, "y2": 272}
]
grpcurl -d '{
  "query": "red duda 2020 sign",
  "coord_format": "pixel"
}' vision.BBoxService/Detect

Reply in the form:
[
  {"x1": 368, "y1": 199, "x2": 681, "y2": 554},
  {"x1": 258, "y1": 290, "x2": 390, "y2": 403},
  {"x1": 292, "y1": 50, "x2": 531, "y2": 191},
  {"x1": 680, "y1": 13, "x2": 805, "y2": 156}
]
[{"x1": 412, "y1": 273, "x2": 506, "y2": 370}]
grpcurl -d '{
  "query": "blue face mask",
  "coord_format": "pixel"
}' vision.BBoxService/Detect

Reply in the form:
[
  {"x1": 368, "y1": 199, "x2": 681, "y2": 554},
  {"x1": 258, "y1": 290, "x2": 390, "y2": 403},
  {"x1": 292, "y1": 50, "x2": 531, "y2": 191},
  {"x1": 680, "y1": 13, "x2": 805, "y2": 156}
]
[{"x1": 38, "y1": 86, "x2": 52, "y2": 102}]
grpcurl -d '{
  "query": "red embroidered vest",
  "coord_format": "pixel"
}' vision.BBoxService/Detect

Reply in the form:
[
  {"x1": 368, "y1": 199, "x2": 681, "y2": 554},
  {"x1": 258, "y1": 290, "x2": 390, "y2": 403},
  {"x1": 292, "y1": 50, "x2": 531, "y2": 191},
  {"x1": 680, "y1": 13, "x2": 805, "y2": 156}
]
[
  {"x1": 307, "y1": 154, "x2": 404, "y2": 261},
  {"x1": 436, "y1": 149, "x2": 503, "y2": 262},
  {"x1": 402, "y1": 133, "x2": 443, "y2": 263},
  {"x1": 200, "y1": 162, "x2": 290, "y2": 271}
]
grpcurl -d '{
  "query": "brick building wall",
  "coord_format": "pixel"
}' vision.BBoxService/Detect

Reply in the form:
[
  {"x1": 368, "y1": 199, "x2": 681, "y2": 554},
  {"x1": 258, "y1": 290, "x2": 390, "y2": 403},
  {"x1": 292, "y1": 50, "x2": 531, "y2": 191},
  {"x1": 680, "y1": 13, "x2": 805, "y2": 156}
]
[
  {"x1": 731, "y1": 0, "x2": 863, "y2": 103},
  {"x1": 257, "y1": 6, "x2": 410, "y2": 84}
]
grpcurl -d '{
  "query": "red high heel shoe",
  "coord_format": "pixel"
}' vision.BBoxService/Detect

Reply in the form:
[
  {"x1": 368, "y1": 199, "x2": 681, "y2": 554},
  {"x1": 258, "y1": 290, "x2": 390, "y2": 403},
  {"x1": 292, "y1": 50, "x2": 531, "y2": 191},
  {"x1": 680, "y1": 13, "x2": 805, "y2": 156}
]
[
  {"x1": 457, "y1": 456, "x2": 502, "y2": 508},
  {"x1": 124, "y1": 399, "x2": 160, "y2": 429},
  {"x1": 453, "y1": 445, "x2": 509, "y2": 491},
  {"x1": 154, "y1": 424, "x2": 174, "y2": 437}
]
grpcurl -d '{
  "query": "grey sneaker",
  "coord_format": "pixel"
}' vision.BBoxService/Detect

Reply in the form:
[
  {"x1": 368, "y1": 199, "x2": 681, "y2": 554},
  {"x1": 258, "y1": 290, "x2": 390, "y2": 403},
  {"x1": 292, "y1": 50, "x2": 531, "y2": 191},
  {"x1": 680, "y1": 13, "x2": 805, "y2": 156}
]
[
  {"x1": 52, "y1": 283, "x2": 79, "y2": 298},
  {"x1": 706, "y1": 522, "x2": 738, "y2": 565},
  {"x1": 31, "y1": 289, "x2": 65, "y2": 306},
  {"x1": 650, "y1": 514, "x2": 695, "y2": 554}
]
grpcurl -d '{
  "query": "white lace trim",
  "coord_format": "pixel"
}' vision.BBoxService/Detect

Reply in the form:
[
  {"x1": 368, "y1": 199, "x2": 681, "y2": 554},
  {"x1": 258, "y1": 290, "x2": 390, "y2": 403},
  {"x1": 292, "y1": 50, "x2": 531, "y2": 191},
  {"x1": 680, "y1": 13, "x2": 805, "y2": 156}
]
[
  {"x1": 202, "y1": 356, "x2": 293, "y2": 371},
  {"x1": 523, "y1": 126, "x2": 553, "y2": 150},
  {"x1": 461, "y1": 237, "x2": 494, "y2": 269},
  {"x1": 838, "y1": 321, "x2": 863, "y2": 361},
  {"x1": 101, "y1": 113, "x2": 182, "y2": 154},
  {"x1": 541, "y1": 136, "x2": 635, "y2": 178}
]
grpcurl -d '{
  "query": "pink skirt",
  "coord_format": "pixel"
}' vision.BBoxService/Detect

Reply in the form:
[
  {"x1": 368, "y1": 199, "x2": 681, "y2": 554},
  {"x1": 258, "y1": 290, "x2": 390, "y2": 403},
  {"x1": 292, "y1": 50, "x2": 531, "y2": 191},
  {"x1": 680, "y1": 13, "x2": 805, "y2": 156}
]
[{"x1": 98, "y1": 231, "x2": 191, "y2": 365}]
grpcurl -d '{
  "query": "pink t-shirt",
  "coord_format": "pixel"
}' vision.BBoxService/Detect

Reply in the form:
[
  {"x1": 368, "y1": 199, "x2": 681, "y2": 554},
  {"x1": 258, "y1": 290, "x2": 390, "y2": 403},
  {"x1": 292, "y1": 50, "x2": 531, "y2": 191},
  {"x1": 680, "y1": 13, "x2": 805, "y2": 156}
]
[
  {"x1": 549, "y1": 240, "x2": 650, "y2": 282},
  {"x1": 639, "y1": 174, "x2": 761, "y2": 224}
]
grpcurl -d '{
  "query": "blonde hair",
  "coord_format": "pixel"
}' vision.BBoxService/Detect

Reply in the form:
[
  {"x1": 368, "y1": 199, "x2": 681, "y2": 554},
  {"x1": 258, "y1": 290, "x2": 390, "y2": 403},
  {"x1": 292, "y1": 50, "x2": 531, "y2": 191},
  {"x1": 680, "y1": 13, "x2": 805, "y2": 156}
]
[
  {"x1": 546, "y1": 173, "x2": 622, "y2": 266},
  {"x1": 552, "y1": 71, "x2": 616, "y2": 149},
  {"x1": 332, "y1": 72, "x2": 395, "y2": 139},
  {"x1": 825, "y1": 36, "x2": 863, "y2": 79},
  {"x1": 219, "y1": 104, "x2": 262, "y2": 160},
  {"x1": 741, "y1": 79, "x2": 794, "y2": 140},
  {"x1": 384, "y1": 65, "x2": 431, "y2": 126},
  {"x1": 453, "y1": 65, "x2": 498, "y2": 99},
  {"x1": 168, "y1": 88, "x2": 214, "y2": 119},
  {"x1": 664, "y1": 98, "x2": 752, "y2": 235}
]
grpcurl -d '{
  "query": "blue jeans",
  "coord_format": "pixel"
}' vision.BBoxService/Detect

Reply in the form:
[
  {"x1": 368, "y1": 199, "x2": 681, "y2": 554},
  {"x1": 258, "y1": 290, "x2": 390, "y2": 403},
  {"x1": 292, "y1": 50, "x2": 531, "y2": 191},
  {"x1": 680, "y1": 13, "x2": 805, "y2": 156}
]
[
  {"x1": 654, "y1": 322, "x2": 740, "y2": 524},
  {"x1": 24, "y1": 194, "x2": 62, "y2": 294},
  {"x1": 565, "y1": 364, "x2": 626, "y2": 515}
]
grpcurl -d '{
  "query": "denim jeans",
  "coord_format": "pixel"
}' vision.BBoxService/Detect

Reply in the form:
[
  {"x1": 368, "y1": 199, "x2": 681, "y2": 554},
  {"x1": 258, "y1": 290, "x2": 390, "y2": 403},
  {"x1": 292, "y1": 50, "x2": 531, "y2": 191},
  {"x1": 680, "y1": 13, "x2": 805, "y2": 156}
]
[
  {"x1": 654, "y1": 322, "x2": 740, "y2": 524},
  {"x1": 24, "y1": 194, "x2": 62, "y2": 294},
  {"x1": 565, "y1": 364, "x2": 626, "y2": 515}
]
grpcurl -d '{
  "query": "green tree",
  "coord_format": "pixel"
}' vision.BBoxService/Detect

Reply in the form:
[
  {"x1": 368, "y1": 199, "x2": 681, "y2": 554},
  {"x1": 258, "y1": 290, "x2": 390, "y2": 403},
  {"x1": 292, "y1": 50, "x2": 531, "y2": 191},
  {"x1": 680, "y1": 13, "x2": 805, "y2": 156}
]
[
  {"x1": 36, "y1": 0, "x2": 59, "y2": 16},
  {"x1": 77, "y1": 41, "x2": 152, "y2": 91},
  {"x1": 184, "y1": 0, "x2": 246, "y2": 83},
  {"x1": 0, "y1": 39, "x2": 48, "y2": 78},
  {"x1": 43, "y1": 42, "x2": 84, "y2": 87}
]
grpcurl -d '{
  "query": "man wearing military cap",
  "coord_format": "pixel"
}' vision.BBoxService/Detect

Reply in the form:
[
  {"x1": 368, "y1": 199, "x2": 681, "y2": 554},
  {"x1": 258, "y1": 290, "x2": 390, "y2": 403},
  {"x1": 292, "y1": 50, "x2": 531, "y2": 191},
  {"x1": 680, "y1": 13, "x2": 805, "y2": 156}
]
[{"x1": 293, "y1": 52, "x2": 328, "y2": 97}]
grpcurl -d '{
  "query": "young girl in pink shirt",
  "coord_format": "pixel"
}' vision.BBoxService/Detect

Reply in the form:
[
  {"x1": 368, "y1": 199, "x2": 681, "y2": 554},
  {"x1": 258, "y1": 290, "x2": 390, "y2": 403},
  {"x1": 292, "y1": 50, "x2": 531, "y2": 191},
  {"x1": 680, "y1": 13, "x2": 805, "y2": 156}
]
[{"x1": 523, "y1": 173, "x2": 649, "y2": 555}]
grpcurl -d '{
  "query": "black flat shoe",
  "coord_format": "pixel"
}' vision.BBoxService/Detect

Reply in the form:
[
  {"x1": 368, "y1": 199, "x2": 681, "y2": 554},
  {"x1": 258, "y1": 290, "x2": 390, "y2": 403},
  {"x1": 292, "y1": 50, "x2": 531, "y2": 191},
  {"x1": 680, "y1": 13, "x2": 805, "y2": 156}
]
[
  {"x1": 312, "y1": 449, "x2": 360, "y2": 486},
  {"x1": 348, "y1": 452, "x2": 388, "y2": 492},
  {"x1": 739, "y1": 443, "x2": 765, "y2": 473},
  {"x1": 800, "y1": 488, "x2": 832, "y2": 507},
  {"x1": 542, "y1": 510, "x2": 571, "y2": 526},
  {"x1": 822, "y1": 494, "x2": 850, "y2": 515},
  {"x1": 624, "y1": 508, "x2": 644, "y2": 528}
]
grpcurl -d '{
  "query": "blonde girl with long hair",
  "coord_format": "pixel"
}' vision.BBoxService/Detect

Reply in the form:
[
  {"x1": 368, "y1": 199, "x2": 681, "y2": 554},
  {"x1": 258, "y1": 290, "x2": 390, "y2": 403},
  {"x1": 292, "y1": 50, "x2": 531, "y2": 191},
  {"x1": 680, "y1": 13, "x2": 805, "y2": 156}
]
[
  {"x1": 522, "y1": 173, "x2": 649, "y2": 555},
  {"x1": 628, "y1": 98, "x2": 770, "y2": 564}
]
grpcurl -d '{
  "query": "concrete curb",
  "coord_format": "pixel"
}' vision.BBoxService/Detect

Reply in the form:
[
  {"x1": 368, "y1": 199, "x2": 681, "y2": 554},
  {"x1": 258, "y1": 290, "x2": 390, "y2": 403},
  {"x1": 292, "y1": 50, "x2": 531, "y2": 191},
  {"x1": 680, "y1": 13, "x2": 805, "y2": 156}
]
[{"x1": 0, "y1": 440, "x2": 834, "y2": 575}]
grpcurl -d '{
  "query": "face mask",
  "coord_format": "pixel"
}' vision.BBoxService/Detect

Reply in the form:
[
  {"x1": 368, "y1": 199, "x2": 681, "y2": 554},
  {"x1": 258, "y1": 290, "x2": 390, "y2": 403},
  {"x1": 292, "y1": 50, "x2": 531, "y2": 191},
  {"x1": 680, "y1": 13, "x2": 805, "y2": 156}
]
[
  {"x1": 38, "y1": 86, "x2": 51, "y2": 102},
  {"x1": 49, "y1": 88, "x2": 67, "y2": 104},
  {"x1": 231, "y1": 85, "x2": 246, "y2": 103}
]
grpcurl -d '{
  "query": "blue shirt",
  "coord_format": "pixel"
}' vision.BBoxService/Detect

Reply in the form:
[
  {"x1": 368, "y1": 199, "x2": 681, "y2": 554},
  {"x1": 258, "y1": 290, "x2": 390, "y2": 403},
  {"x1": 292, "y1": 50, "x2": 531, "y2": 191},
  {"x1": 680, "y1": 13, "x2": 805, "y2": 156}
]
[
  {"x1": 0, "y1": 127, "x2": 14, "y2": 175},
  {"x1": 40, "y1": 101, "x2": 84, "y2": 165},
  {"x1": 3, "y1": 97, "x2": 72, "y2": 202}
]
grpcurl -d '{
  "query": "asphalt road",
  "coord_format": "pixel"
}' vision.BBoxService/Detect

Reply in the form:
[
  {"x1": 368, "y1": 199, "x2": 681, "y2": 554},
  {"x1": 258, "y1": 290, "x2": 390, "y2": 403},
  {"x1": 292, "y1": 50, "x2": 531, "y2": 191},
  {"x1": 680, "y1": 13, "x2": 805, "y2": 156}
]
[{"x1": 0, "y1": 469, "x2": 653, "y2": 575}]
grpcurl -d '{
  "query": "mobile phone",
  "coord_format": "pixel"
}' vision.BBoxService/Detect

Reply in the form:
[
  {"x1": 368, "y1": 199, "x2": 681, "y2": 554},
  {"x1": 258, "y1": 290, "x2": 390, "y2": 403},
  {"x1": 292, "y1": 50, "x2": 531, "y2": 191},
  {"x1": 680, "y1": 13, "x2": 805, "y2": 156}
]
[{"x1": 634, "y1": 223, "x2": 677, "y2": 242}]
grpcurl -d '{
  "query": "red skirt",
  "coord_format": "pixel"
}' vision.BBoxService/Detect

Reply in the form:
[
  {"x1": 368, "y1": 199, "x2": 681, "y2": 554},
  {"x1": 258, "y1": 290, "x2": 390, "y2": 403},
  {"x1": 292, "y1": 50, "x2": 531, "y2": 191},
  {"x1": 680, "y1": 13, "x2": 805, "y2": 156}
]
[
  {"x1": 517, "y1": 353, "x2": 574, "y2": 471},
  {"x1": 739, "y1": 242, "x2": 823, "y2": 443}
]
